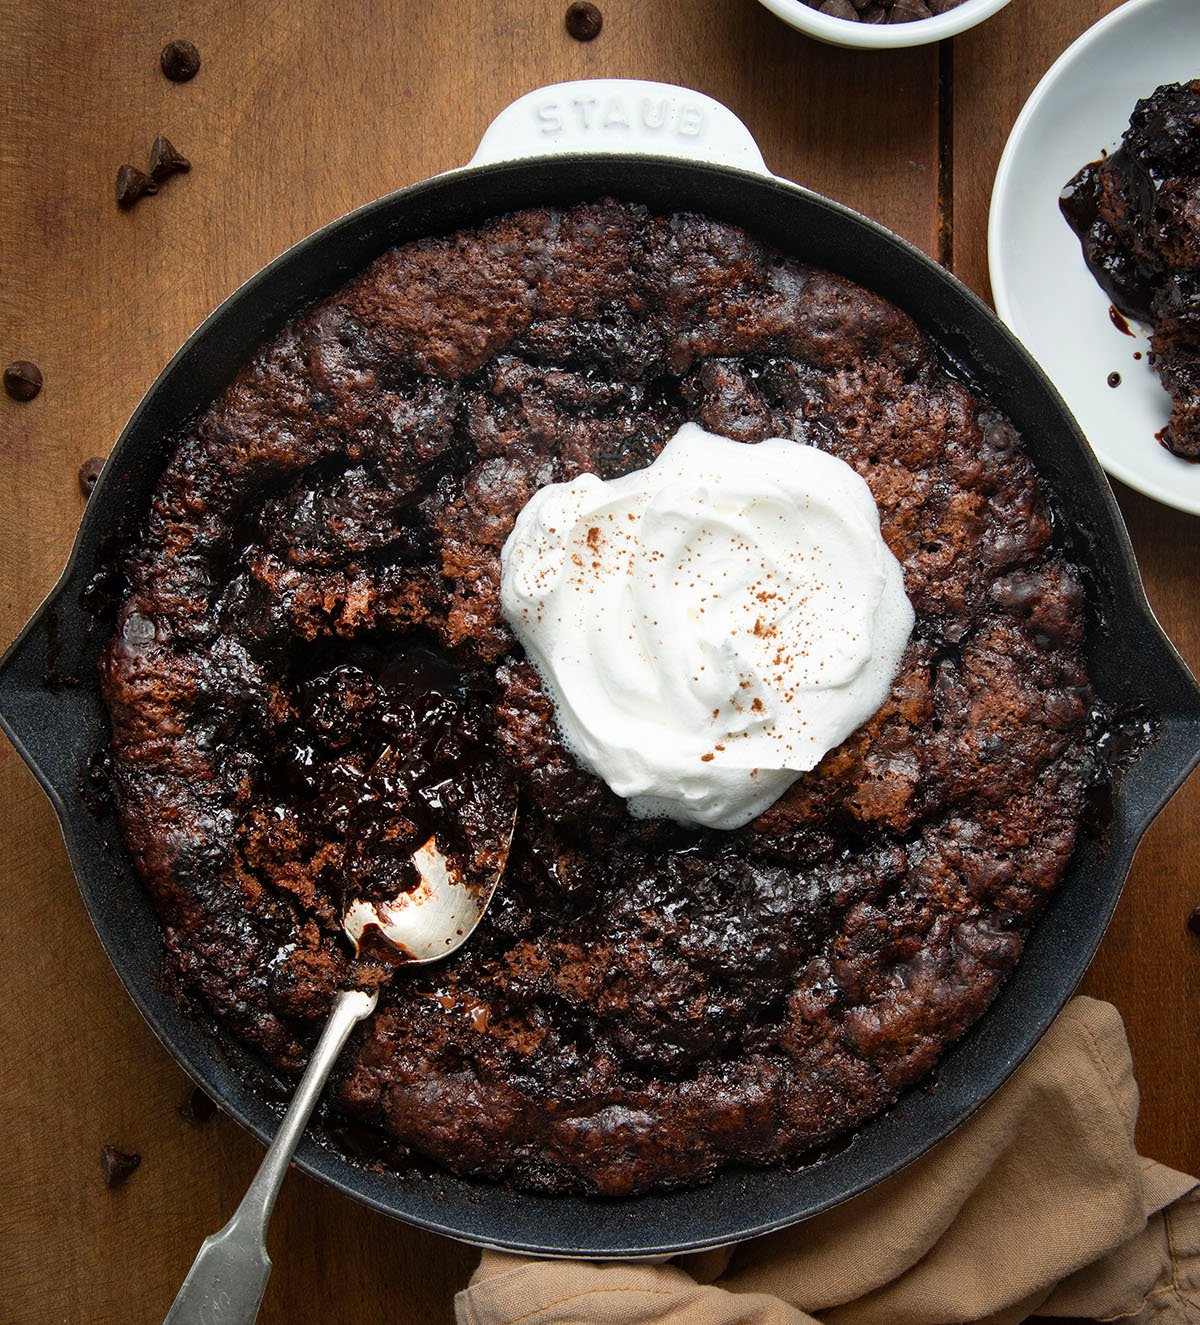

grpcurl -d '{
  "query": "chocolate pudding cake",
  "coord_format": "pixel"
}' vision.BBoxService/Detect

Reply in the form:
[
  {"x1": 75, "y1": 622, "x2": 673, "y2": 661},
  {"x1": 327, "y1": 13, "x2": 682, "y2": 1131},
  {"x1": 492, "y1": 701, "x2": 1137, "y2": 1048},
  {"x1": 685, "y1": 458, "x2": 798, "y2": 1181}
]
[
  {"x1": 100, "y1": 200, "x2": 1097, "y2": 1196},
  {"x1": 1060, "y1": 79, "x2": 1200, "y2": 459}
]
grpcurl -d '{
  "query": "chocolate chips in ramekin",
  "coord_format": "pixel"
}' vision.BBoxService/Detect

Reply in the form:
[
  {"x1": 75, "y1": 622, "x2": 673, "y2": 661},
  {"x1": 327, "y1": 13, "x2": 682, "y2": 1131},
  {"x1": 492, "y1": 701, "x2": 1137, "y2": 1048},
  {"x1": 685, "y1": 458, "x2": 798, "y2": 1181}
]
[{"x1": 808, "y1": 0, "x2": 966, "y2": 21}]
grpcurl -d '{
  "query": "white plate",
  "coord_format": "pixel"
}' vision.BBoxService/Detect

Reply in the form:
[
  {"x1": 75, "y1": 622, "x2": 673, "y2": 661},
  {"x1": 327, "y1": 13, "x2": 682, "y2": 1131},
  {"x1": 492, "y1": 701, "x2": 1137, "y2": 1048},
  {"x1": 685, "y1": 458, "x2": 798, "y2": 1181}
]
[{"x1": 989, "y1": 0, "x2": 1200, "y2": 516}]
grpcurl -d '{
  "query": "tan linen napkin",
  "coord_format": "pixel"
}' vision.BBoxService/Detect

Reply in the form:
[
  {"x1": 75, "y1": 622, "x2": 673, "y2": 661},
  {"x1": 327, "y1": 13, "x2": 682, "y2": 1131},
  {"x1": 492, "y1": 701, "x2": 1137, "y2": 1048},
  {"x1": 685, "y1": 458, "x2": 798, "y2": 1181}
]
[{"x1": 457, "y1": 997, "x2": 1200, "y2": 1325}]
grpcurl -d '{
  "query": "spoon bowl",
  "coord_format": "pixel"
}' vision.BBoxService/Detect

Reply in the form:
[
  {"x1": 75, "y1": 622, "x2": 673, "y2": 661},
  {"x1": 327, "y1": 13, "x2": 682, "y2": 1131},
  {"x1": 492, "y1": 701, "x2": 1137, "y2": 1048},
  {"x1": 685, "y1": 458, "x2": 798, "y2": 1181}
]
[{"x1": 344, "y1": 821, "x2": 517, "y2": 963}]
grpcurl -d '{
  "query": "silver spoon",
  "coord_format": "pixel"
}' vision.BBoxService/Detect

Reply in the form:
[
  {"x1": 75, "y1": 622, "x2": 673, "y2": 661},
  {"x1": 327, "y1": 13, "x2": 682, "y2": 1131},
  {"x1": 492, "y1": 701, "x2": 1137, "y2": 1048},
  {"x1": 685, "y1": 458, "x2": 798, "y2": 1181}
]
[{"x1": 163, "y1": 811, "x2": 515, "y2": 1325}]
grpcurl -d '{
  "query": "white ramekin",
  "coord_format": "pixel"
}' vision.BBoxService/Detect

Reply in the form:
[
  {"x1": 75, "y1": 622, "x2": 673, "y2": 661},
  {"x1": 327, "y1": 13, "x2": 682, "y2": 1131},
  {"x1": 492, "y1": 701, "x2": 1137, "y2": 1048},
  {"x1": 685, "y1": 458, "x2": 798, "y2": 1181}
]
[{"x1": 756, "y1": 0, "x2": 1013, "y2": 49}]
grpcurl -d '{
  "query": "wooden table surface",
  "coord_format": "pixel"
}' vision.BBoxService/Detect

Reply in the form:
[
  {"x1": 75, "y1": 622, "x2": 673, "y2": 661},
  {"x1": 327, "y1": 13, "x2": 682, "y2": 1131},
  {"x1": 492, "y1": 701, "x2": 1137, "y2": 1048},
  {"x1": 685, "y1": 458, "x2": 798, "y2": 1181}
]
[{"x1": 2, "y1": 2, "x2": 1196, "y2": 1321}]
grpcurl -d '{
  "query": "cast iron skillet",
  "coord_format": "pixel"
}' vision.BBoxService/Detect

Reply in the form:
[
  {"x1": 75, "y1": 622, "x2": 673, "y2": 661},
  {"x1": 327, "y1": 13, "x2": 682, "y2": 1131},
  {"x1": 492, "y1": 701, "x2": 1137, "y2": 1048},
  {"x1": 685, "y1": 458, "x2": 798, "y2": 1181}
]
[{"x1": 2, "y1": 82, "x2": 1198, "y2": 1258}]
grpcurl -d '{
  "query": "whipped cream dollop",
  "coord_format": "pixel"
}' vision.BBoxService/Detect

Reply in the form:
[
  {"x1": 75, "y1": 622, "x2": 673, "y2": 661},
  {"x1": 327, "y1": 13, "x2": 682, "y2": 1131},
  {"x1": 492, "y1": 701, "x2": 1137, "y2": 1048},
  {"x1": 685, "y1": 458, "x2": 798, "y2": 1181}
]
[{"x1": 499, "y1": 423, "x2": 914, "y2": 830}]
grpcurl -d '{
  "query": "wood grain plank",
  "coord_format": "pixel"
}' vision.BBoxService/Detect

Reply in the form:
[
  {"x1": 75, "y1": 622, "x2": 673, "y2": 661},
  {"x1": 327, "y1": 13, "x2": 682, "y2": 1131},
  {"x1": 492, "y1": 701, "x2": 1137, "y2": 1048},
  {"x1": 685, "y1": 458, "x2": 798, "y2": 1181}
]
[{"x1": 952, "y1": 0, "x2": 1200, "y2": 1177}]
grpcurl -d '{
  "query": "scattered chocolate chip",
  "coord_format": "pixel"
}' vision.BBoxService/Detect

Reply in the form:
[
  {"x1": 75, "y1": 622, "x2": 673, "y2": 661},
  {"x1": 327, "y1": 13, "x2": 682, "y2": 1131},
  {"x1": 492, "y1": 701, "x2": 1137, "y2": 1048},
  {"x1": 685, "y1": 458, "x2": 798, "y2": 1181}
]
[
  {"x1": 99, "y1": 1145, "x2": 141, "y2": 1187},
  {"x1": 148, "y1": 136, "x2": 191, "y2": 183},
  {"x1": 79, "y1": 456, "x2": 105, "y2": 497},
  {"x1": 4, "y1": 360, "x2": 42, "y2": 401},
  {"x1": 565, "y1": 2, "x2": 603, "y2": 40},
  {"x1": 160, "y1": 39, "x2": 201, "y2": 82},
  {"x1": 177, "y1": 1085, "x2": 217, "y2": 1126},
  {"x1": 819, "y1": 0, "x2": 860, "y2": 15},
  {"x1": 1189, "y1": 906, "x2": 1200, "y2": 939},
  {"x1": 115, "y1": 164, "x2": 158, "y2": 209}
]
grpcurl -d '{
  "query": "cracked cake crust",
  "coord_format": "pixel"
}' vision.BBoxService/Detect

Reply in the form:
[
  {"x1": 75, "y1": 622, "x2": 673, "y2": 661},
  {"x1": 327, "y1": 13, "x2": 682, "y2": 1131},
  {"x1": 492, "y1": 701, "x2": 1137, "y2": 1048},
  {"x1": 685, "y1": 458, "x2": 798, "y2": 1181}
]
[{"x1": 100, "y1": 200, "x2": 1095, "y2": 1196}]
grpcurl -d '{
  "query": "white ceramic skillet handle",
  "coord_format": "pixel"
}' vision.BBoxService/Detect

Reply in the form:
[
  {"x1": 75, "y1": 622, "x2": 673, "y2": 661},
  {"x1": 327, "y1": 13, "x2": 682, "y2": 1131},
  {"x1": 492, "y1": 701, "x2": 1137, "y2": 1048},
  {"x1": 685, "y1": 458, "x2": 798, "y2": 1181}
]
[{"x1": 470, "y1": 79, "x2": 772, "y2": 176}]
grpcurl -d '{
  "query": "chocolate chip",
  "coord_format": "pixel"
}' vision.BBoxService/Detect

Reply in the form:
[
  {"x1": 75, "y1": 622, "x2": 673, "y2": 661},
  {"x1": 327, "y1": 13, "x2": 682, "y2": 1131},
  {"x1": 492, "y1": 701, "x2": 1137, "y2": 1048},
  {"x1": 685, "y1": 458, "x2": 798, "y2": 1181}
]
[
  {"x1": 177, "y1": 1085, "x2": 217, "y2": 1126},
  {"x1": 4, "y1": 360, "x2": 42, "y2": 401},
  {"x1": 565, "y1": 2, "x2": 603, "y2": 40},
  {"x1": 79, "y1": 456, "x2": 105, "y2": 497},
  {"x1": 819, "y1": 0, "x2": 860, "y2": 15},
  {"x1": 123, "y1": 612, "x2": 156, "y2": 645},
  {"x1": 99, "y1": 1145, "x2": 141, "y2": 1187},
  {"x1": 1189, "y1": 906, "x2": 1200, "y2": 939},
  {"x1": 889, "y1": 0, "x2": 932, "y2": 19},
  {"x1": 115, "y1": 164, "x2": 158, "y2": 209},
  {"x1": 1107, "y1": 371, "x2": 1122, "y2": 388},
  {"x1": 148, "y1": 136, "x2": 191, "y2": 183},
  {"x1": 860, "y1": 3, "x2": 888, "y2": 19},
  {"x1": 160, "y1": 39, "x2": 201, "y2": 82},
  {"x1": 928, "y1": 0, "x2": 966, "y2": 10}
]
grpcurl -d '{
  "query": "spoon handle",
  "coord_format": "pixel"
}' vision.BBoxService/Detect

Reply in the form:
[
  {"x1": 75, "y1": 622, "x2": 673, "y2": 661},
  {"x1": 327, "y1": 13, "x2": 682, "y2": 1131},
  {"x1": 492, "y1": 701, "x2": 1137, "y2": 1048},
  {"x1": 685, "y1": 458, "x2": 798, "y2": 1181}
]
[{"x1": 163, "y1": 988, "x2": 379, "y2": 1325}]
